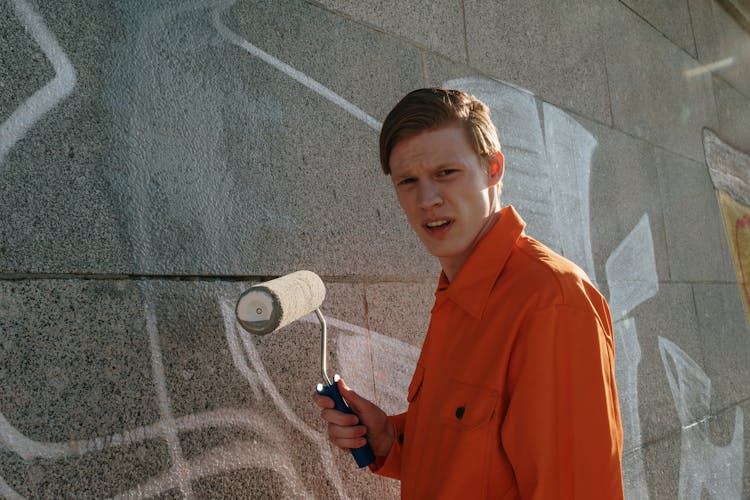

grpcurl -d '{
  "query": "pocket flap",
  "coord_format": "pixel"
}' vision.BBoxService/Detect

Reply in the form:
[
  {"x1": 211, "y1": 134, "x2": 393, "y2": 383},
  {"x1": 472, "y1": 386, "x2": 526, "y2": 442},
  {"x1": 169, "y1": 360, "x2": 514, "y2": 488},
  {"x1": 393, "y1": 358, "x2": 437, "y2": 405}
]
[{"x1": 439, "y1": 379, "x2": 499, "y2": 429}]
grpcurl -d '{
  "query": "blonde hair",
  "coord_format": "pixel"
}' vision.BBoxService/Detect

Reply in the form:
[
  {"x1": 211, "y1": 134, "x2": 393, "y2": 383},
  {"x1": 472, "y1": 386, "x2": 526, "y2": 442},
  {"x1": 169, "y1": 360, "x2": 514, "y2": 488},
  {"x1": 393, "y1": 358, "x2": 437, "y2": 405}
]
[{"x1": 379, "y1": 87, "x2": 502, "y2": 175}]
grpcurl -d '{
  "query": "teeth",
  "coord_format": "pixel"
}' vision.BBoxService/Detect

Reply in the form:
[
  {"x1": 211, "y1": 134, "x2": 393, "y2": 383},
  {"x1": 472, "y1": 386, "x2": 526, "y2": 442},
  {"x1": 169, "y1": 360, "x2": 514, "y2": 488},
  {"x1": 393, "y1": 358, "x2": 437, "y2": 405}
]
[{"x1": 426, "y1": 220, "x2": 449, "y2": 228}]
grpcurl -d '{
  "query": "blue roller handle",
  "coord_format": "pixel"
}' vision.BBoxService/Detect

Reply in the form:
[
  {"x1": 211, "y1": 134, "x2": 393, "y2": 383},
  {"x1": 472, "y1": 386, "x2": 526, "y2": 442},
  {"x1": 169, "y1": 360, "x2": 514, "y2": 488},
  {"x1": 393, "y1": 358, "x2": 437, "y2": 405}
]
[{"x1": 317, "y1": 381, "x2": 376, "y2": 468}]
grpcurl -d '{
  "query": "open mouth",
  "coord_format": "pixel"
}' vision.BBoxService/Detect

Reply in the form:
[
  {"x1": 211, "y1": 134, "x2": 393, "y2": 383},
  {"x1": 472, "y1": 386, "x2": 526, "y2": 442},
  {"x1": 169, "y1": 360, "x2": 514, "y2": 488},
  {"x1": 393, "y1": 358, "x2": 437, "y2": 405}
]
[{"x1": 424, "y1": 219, "x2": 453, "y2": 232}]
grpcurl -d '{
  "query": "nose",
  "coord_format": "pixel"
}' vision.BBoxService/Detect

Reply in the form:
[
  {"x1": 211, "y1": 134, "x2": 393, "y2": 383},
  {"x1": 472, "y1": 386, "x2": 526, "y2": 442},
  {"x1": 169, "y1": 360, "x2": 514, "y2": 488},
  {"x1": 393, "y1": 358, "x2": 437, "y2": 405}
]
[{"x1": 417, "y1": 180, "x2": 442, "y2": 209}]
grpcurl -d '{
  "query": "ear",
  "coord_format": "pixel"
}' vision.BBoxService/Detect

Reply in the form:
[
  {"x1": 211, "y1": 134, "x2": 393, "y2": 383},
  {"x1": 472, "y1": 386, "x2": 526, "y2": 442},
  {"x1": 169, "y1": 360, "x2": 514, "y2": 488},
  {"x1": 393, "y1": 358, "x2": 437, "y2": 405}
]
[{"x1": 487, "y1": 151, "x2": 505, "y2": 186}]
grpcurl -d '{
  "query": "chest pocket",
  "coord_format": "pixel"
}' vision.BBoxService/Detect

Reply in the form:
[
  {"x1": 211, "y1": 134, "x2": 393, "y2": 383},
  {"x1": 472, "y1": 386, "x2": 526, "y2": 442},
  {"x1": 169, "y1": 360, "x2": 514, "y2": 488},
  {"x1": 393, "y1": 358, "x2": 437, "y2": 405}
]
[
  {"x1": 407, "y1": 363, "x2": 425, "y2": 403},
  {"x1": 439, "y1": 379, "x2": 499, "y2": 429}
]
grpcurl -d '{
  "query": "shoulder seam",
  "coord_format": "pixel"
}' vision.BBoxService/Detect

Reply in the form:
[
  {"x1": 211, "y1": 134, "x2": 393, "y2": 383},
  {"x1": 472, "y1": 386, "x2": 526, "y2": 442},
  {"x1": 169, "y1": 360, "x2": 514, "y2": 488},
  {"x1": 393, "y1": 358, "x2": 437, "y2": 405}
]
[{"x1": 514, "y1": 237, "x2": 570, "y2": 304}]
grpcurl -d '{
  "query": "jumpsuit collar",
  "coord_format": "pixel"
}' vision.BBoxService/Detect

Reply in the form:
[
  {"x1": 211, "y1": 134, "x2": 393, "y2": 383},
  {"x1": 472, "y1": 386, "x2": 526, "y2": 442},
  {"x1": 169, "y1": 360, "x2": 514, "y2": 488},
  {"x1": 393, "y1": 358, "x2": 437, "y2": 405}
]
[{"x1": 435, "y1": 205, "x2": 526, "y2": 319}]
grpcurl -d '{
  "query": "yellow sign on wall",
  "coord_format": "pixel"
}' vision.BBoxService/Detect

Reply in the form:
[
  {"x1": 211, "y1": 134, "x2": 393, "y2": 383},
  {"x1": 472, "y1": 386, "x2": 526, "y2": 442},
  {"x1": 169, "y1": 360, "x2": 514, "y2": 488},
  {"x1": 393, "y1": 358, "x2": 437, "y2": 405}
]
[
  {"x1": 704, "y1": 129, "x2": 750, "y2": 322},
  {"x1": 718, "y1": 191, "x2": 750, "y2": 318}
]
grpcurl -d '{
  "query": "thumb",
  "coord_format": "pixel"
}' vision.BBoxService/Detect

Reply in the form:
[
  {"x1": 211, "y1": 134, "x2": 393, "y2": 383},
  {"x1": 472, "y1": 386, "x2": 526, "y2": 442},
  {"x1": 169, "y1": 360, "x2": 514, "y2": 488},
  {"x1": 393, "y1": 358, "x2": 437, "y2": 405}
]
[{"x1": 334, "y1": 374, "x2": 369, "y2": 414}]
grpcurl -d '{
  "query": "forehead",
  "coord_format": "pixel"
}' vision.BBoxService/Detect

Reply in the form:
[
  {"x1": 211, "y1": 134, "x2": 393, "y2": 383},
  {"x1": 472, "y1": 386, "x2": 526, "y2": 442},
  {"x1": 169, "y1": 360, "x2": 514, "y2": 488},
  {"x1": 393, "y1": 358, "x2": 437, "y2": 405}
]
[{"x1": 389, "y1": 125, "x2": 478, "y2": 174}]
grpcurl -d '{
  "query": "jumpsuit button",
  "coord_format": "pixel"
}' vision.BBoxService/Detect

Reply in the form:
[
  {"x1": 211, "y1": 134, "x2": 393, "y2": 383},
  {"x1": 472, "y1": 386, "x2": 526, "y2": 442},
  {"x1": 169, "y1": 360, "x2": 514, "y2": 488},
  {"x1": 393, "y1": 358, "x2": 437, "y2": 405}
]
[{"x1": 455, "y1": 406, "x2": 465, "y2": 419}]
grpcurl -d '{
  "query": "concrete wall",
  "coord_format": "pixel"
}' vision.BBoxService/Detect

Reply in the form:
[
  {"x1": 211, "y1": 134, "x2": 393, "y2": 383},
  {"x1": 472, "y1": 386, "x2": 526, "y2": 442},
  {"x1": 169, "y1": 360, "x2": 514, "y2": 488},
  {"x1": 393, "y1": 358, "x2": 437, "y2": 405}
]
[{"x1": 1, "y1": 0, "x2": 750, "y2": 497}]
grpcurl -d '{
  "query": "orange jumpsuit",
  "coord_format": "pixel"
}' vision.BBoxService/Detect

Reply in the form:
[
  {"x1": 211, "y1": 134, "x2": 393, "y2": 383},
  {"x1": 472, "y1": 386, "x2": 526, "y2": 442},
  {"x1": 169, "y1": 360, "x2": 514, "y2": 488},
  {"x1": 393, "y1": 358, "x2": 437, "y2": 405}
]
[{"x1": 371, "y1": 206, "x2": 624, "y2": 499}]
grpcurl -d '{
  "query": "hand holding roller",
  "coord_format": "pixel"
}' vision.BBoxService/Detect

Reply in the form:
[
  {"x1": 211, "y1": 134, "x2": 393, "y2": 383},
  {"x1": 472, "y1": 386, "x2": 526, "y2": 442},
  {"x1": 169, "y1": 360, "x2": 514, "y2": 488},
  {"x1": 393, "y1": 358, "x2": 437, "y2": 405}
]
[{"x1": 235, "y1": 270, "x2": 376, "y2": 468}]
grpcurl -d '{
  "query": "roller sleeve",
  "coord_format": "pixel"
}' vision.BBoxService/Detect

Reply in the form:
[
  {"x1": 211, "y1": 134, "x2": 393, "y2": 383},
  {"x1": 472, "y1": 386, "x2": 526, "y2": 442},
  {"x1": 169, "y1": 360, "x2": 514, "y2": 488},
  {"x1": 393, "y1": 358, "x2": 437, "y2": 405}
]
[{"x1": 235, "y1": 270, "x2": 326, "y2": 335}]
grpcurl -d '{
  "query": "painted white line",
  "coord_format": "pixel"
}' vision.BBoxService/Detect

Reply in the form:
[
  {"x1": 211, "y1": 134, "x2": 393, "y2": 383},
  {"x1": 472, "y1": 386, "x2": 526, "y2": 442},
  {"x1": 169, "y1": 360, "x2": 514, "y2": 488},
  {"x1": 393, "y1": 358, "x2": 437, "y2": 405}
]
[
  {"x1": 0, "y1": 475, "x2": 24, "y2": 500},
  {"x1": 211, "y1": 3, "x2": 381, "y2": 131},
  {"x1": 1, "y1": 405, "x2": 299, "y2": 459},
  {"x1": 0, "y1": 407, "x2": 162, "y2": 460},
  {"x1": 301, "y1": 313, "x2": 372, "y2": 337},
  {"x1": 221, "y1": 297, "x2": 264, "y2": 401},
  {"x1": 0, "y1": 298, "x2": 360, "y2": 497},
  {"x1": 605, "y1": 213, "x2": 659, "y2": 321},
  {"x1": 0, "y1": 409, "x2": 65, "y2": 460},
  {"x1": 145, "y1": 302, "x2": 193, "y2": 499},
  {"x1": 659, "y1": 336, "x2": 745, "y2": 499},
  {"x1": 219, "y1": 300, "x2": 349, "y2": 500},
  {"x1": 613, "y1": 318, "x2": 650, "y2": 499},
  {"x1": 1, "y1": 0, "x2": 76, "y2": 170},
  {"x1": 111, "y1": 440, "x2": 310, "y2": 499}
]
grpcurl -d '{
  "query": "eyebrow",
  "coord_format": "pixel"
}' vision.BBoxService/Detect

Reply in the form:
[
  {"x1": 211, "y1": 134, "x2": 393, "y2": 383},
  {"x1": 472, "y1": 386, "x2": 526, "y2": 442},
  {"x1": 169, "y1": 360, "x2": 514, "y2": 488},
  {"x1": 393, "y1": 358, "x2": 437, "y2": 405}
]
[{"x1": 393, "y1": 161, "x2": 464, "y2": 176}]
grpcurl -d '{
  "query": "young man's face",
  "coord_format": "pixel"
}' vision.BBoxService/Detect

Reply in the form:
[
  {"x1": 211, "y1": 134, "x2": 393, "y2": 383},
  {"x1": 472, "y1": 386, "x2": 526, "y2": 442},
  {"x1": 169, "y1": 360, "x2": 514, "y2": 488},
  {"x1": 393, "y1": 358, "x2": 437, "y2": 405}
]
[{"x1": 389, "y1": 125, "x2": 504, "y2": 280}]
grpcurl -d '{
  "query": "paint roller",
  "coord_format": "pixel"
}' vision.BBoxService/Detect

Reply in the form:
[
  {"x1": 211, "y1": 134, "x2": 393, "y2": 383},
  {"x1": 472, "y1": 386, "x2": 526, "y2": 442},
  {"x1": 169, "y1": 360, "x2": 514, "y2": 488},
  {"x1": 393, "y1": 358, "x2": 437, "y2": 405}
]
[{"x1": 235, "y1": 270, "x2": 376, "y2": 468}]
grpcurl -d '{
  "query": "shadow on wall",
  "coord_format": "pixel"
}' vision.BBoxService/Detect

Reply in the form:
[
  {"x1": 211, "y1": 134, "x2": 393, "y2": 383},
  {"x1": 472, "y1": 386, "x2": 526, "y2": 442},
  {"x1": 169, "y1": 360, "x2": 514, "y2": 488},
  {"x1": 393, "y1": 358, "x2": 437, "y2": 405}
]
[{"x1": 0, "y1": 0, "x2": 746, "y2": 498}]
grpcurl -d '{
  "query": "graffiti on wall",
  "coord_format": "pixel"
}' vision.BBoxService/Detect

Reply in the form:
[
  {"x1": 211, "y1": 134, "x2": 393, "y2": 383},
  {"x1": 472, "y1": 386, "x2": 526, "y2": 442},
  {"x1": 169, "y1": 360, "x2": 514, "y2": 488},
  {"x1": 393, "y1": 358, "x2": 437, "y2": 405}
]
[
  {"x1": 0, "y1": 0, "x2": 76, "y2": 172},
  {"x1": 0, "y1": 285, "x2": 401, "y2": 498},
  {"x1": 659, "y1": 337, "x2": 744, "y2": 499},
  {"x1": 1, "y1": 0, "x2": 747, "y2": 498},
  {"x1": 212, "y1": 0, "x2": 381, "y2": 131}
]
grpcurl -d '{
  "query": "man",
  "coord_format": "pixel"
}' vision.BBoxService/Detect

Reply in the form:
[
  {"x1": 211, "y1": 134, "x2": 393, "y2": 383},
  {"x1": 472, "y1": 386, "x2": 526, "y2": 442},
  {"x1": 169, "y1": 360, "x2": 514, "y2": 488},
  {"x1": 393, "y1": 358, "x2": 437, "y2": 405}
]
[{"x1": 313, "y1": 87, "x2": 624, "y2": 498}]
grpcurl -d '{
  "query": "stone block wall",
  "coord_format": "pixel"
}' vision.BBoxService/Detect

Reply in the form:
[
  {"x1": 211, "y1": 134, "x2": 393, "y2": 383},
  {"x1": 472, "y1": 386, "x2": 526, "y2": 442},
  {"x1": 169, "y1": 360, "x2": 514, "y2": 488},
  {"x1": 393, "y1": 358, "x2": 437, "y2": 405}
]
[{"x1": 1, "y1": 0, "x2": 749, "y2": 497}]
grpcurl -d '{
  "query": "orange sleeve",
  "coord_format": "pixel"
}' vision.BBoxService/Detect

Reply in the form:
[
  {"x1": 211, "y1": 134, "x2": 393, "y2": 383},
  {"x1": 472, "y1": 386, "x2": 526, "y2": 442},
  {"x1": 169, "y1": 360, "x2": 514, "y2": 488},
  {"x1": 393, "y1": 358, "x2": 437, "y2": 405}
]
[
  {"x1": 501, "y1": 304, "x2": 624, "y2": 499},
  {"x1": 368, "y1": 412, "x2": 406, "y2": 479}
]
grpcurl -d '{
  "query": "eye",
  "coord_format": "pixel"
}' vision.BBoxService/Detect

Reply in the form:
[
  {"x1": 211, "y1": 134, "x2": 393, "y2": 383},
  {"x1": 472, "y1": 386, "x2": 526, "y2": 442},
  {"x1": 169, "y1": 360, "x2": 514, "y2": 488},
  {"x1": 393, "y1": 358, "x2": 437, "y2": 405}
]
[
  {"x1": 436, "y1": 169, "x2": 457, "y2": 177},
  {"x1": 396, "y1": 177, "x2": 416, "y2": 186}
]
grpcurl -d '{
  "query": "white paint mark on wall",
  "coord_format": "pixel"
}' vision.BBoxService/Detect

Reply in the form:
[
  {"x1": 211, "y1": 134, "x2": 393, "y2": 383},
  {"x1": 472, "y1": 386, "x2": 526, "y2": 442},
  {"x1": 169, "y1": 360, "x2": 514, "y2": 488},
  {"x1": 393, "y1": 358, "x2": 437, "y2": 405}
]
[
  {"x1": 606, "y1": 214, "x2": 659, "y2": 322},
  {"x1": 0, "y1": 402, "x2": 169, "y2": 461},
  {"x1": 144, "y1": 300, "x2": 193, "y2": 499},
  {"x1": 0, "y1": 474, "x2": 23, "y2": 500},
  {"x1": 0, "y1": 0, "x2": 76, "y2": 171},
  {"x1": 0, "y1": 405, "x2": 309, "y2": 460},
  {"x1": 0, "y1": 288, "x2": 327, "y2": 496},
  {"x1": 1, "y1": 404, "x2": 318, "y2": 497},
  {"x1": 614, "y1": 318, "x2": 649, "y2": 500},
  {"x1": 542, "y1": 103, "x2": 599, "y2": 282},
  {"x1": 0, "y1": 410, "x2": 66, "y2": 461},
  {"x1": 659, "y1": 337, "x2": 744, "y2": 500},
  {"x1": 211, "y1": 2, "x2": 381, "y2": 131},
  {"x1": 606, "y1": 214, "x2": 658, "y2": 500},
  {"x1": 114, "y1": 441, "x2": 309, "y2": 500},
  {"x1": 300, "y1": 314, "x2": 420, "y2": 415},
  {"x1": 219, "y1": 299, "x2": 346, "y2": 500},
  {"x1": 300, "y1": 313, "x2": 377, "y2": 403},
  {"x1": 221, "y1": 300, "x2": 264, "y2": 402}
]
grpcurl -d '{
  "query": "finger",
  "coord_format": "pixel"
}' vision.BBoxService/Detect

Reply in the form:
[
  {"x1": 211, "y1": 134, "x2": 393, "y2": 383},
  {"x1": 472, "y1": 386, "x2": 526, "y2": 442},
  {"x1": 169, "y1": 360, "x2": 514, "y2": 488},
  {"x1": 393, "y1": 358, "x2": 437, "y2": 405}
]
[
  {"x1": 327, "y1": 424, "x2": 368, "y2": 450},
  {"x1": 320, "y1": 407, "x2": 360, "y2": 426},
  {"x1": 312, "y1": 390, "x2": 334, "y2": 409},
  {"x1": 334, "y1": 375, "x2": 370, "y2": 414},
  {"x1": 328, "y1": 423, "x2": 367, "y2": 440},
  {"x1": 330, "y1": 436, "x2": 368, "y2": 451}
]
